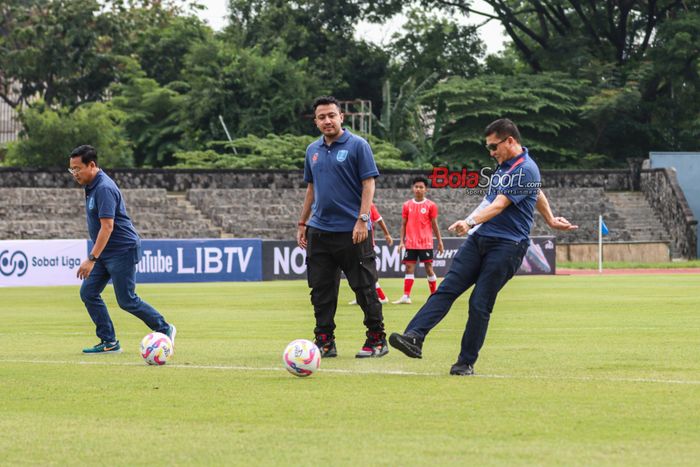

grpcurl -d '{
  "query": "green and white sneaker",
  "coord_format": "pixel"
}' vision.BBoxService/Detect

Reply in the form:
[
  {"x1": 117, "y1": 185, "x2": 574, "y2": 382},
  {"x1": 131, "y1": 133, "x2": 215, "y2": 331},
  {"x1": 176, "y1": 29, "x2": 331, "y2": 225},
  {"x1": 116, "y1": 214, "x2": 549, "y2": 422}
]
[
  {"x1": 82, "y1": 340, "x2": 122, "y2": 354},
  {"x1": 166, "y1": 324, "x2": 177, "y2": 348}
]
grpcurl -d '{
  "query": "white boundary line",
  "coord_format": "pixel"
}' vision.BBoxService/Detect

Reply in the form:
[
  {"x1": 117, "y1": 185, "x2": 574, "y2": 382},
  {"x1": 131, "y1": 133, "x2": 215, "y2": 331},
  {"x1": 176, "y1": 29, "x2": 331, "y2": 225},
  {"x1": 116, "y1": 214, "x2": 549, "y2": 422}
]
[{"x1": 2, "y1": 359, "x2": 700, "y2": 386}]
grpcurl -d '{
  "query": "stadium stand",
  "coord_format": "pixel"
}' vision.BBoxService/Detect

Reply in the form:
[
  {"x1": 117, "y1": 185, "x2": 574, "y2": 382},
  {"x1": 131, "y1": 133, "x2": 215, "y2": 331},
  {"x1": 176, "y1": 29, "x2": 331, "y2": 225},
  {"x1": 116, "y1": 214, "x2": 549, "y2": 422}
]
[
  {"x1": 0, "y1": 188, "x2": 221, "y2": 239},
  {"x1": 0, "y1": 185, "x2": 676, "y2": 256},
  {"x1": 186, "y1": 187, "x2": 672, "y2": 245}
]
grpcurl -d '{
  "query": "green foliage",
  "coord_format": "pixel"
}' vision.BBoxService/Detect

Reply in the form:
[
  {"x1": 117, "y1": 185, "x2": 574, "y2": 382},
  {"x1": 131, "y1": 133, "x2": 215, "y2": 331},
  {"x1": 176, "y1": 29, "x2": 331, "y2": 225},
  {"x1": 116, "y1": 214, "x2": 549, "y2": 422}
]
[
  {"x1": 0, "y1": 0, "x2": 123, "y2": 108},
  {"x1": 5, "y1": 103, "x2": 133, "y2": 168},
  {"x1": 646, "y1": 11, "x2": 700, "y2": 150},
  {"x1": 377, "y1": 73, "x2": 439, "y2": 165},
  {"x1": 182, "y1": 40, "x2": 323, "y2": 143},
  {"x1": 227, "y1": 0, "x2": 390, "y2": 114},
  {"x1": 170, "y1": 133, "x2": 411, "y2": 170},
  {"x1": 111, "y1": 68, "x2": 189, "y2": 167},
  {"x1": 128, "y1": 15, "x2": 212, "y2": 85},
  {"x1": 421, "y1": 73, "x2": 589, "y2": 168},
  {"x1": 388, "y1": 9, "x2": 484, "y2": 84}
]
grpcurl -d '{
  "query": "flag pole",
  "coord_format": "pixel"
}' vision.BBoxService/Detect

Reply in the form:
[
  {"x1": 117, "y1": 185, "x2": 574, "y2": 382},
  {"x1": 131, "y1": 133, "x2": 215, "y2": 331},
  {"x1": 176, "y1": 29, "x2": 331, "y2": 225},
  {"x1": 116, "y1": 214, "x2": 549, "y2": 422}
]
[{"x1": 598, "y1": 214, "x2": 603, "y2": 273}]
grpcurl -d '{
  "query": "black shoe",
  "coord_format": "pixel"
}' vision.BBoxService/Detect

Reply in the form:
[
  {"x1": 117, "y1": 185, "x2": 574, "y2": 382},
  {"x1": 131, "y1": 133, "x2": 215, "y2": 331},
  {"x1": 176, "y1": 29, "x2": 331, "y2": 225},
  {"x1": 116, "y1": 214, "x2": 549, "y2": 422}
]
[
  {"x1": 388, "y1": 332, "x2": 423, "y2": 359},
  {"x1": 314, "y1": 333, "x2": 337, "y2": 358},
  {"x1": 355, "y1": 331, "x2": 389, "y2": 358},
  {"x1": 449, "y1": 362, "x2": 475, "y2": 376}
]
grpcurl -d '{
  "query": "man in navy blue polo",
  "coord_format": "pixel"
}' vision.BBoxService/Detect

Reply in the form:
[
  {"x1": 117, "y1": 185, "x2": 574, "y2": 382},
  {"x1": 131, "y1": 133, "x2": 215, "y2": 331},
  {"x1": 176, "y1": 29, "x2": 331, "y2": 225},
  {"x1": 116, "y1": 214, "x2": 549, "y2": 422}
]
[
  {"x1": 296, "y1": 96, "x2": 388, "y2": 359},
  {"x1": 389, "y1": 119, "x2": 577, "y2": 375},
  {"x1": 69, "y1": 145, "x2": 175, "y2": 354}
]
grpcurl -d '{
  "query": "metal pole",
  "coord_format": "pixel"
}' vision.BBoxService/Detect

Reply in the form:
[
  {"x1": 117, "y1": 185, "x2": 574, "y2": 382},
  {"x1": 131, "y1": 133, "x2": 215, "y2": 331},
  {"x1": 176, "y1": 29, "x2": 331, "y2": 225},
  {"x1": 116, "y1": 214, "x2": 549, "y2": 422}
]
[{"x1": 218, "y1": 115, "x2": 238, "y2": 154}]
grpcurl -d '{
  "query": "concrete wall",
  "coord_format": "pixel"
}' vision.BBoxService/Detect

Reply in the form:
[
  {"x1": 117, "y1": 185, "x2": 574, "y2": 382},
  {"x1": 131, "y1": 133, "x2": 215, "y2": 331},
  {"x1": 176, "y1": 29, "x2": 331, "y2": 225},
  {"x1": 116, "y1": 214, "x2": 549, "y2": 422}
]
[
  {"x1": 557, "y1": 242, "x2": 671, "y2": 263},
  {"x1": 650, "y1": 153, "x2": 700, "y2": 258},
  {"x1": 0, "y1": 167, "x2": 634, "y2": 191},
  {"x1": 639, "y1": 168, "x2": 697, "y2": 259}
]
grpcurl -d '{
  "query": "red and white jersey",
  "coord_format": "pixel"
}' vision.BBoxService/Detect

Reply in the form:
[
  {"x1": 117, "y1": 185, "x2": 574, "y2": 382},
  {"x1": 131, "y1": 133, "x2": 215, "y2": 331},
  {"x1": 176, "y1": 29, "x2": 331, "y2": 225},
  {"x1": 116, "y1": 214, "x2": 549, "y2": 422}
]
[
  {"x1": 402, "y1": 199, "x2": 438, "y2": 250},
  {"x1": 369, "y1": 204, "x2": 382, "y2": 246},
  {"x1": 370, "y1": 204, "x2": 382, "y2": 223}
]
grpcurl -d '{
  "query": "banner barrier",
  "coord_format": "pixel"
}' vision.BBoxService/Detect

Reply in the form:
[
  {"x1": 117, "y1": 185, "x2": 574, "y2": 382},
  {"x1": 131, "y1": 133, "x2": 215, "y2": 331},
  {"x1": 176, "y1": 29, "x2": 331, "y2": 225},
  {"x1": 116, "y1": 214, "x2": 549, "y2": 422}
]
[
  {"x1": 131, "y1": 239, "x2": 263, "y2": 283},
  {"x1": 0, "y1": 239, "x2": 86, "y2": 287},
  {"x1": 2, "y1": 236, "x2": 555, "y2": 286},
  {"x1": 262, "y1": 236, "x2": 556, "y2": 281}
]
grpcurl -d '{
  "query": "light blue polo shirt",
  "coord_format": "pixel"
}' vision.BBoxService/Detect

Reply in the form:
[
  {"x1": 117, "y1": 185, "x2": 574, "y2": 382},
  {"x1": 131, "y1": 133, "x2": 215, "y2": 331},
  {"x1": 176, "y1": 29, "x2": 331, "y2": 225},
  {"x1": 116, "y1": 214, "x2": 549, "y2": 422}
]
[
  {"x1": 477, "y1": 148, "x2": 541, "y2": 242},
  {"x1": 85, "y1": 171, "x2": 140, "y2": 258},
  {"x1": 303, "y1": 129, "x2": 379, "y2": 232}
]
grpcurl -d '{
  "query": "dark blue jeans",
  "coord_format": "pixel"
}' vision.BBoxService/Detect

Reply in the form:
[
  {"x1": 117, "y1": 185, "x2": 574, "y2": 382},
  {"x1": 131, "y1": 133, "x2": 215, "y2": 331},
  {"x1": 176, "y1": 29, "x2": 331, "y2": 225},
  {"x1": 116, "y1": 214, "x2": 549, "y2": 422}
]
[
  {"x1": 405, "y1": 234, "x2": 529, "y2": 365},
  {"x1": 80, "y1": 246, "x2": 169, "y2": 342}
]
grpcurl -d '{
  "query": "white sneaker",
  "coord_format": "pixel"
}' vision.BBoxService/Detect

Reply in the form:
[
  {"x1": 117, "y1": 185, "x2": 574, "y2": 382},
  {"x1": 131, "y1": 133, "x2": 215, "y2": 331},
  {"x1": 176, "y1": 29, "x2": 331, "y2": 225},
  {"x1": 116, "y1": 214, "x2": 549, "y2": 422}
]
[
  {"x1": 379, "y1": 297, "x2": 389, "y2": 304},
  {"x1": 348, "y1": 299, "x2": 358, "y2": 305},
  {"x1": 392, "y1": 295, "x2": 412, "y2": 304}
]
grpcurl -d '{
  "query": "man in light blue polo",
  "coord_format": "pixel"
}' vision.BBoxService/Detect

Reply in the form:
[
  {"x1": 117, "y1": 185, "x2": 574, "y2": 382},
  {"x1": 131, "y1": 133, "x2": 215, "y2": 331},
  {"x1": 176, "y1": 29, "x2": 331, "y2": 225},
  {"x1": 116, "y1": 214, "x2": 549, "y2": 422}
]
[
  {"x1": 69, "y1": 145, "x2": 175, "y2": 354},
  {"x1": 390, "y1": 119, "x2": 577, "y2": 375},
  {"x1": 296, "y1": 96, "x2": 388, "y2": 359}
]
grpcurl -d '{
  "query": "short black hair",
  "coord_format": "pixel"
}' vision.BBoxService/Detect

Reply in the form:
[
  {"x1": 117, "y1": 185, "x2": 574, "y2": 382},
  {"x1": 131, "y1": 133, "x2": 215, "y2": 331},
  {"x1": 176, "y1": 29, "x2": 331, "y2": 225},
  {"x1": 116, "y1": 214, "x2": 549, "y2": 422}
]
[
  {"x1": 69, "y1": 145, "x2": 98, "y2": 165},
  {"x1": 484, "y1": 118, "x2": 521, "y2": 143},
  {"x1": 412, "y1": 176, "x2": 429, "y2": 187},
  {"x1": 312, "y1": 96, "x2": 341, "y2": 114}
]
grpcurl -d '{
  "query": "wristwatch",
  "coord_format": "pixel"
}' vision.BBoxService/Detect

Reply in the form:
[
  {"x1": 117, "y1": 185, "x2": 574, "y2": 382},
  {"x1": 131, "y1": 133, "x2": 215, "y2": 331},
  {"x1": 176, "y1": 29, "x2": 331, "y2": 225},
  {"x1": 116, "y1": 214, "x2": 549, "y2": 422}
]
[
  {"x1": 88, "y1": 253, "x2": 98, "y2": 262},
  {"x1": 359, "y1": 213, "x2": 370, "y2": 222},
  {"x1": 466, "y1": 216, "x2": 477, "y2": 228}
]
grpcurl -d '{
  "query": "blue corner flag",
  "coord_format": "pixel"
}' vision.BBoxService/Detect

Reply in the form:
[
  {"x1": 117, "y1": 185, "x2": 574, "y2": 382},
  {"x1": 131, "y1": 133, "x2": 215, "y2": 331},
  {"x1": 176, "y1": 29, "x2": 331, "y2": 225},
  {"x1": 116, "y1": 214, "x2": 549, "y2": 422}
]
[{"x1": 601, "y1": 218, "x2": 609, "y2": 236}]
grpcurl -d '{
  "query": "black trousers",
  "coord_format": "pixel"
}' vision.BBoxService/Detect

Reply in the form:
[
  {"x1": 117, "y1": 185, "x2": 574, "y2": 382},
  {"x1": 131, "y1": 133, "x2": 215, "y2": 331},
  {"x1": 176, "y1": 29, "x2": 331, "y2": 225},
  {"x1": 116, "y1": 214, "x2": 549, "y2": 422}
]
[{"x1": 306, "y1": 227, "x2": 384, "y2": 336}]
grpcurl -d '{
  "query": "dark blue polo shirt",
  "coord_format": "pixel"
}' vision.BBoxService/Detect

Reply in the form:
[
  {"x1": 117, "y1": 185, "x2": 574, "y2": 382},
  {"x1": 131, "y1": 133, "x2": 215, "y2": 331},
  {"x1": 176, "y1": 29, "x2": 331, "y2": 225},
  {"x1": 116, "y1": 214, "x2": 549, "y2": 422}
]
[
  {"x1": 303, "y1": 129, "x2": 380, "y2": 232},
  {"x1": 477, "y1": 148, "x2": 541, "y2": 242},
  {"x1": 85, "y1": 171, "x2": 140, "y2": 258}
]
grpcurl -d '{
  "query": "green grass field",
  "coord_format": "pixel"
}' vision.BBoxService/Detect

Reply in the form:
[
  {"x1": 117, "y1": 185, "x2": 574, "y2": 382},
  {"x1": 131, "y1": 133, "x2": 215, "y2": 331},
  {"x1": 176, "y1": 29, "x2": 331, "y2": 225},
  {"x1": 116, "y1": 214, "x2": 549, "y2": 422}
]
[{"x1": 2, "y1": 275, "x2": 699, "y2": 465}]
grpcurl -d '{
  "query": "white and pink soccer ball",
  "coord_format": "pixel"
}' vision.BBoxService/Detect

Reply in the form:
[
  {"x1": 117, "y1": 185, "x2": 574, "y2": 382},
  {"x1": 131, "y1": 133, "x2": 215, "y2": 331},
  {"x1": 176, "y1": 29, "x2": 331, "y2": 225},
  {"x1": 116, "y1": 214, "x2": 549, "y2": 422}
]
[
  {"x1": 140, "y1": 332, "x2": 173, "y2": 366},
  {"x1": 282, "y1": 339, "x2": 321, "y2": 377}
]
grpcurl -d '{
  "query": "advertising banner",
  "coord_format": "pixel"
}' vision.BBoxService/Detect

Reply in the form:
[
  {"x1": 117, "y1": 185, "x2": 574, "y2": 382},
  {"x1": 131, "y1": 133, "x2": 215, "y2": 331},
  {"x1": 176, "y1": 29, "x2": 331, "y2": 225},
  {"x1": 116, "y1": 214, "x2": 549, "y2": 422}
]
[
  {"x1": 263, "y1": 236, "x2": 556, "y2": 280},
  {"x1": 0, "y1": 239, "x2": 86, "y2": 287},
  {"x1": 133, "y1": 239, "x2": 263, "y2": 283}
]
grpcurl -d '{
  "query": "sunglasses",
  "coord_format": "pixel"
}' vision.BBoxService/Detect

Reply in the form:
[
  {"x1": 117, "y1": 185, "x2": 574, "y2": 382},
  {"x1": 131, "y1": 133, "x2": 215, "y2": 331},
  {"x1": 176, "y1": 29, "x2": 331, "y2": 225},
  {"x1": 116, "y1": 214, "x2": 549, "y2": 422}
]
[{"x1": 485, "y1": 137, "x2": 509, "y2": 151}]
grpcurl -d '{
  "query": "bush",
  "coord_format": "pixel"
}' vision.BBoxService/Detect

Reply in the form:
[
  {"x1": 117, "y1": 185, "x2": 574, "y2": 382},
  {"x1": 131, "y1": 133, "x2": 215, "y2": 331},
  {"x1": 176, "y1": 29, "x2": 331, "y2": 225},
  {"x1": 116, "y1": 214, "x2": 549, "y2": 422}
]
[
  {"x1": 5, "y1": 103, "x2": 134, "y2": 168},
  {"x1": 170, "y1": 133, "x2": 414, "y2": 170}
]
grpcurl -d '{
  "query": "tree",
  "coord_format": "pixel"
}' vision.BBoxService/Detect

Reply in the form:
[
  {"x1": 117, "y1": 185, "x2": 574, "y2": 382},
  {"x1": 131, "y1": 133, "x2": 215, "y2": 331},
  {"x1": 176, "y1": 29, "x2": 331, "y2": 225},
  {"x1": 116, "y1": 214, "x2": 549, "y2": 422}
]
[
  {"x1": 388, "y1": 9, "x2": 484, "y2": 84},
  {"x1": 227, "y1": 0, "x2": 390, "y2": 114},
  {"x1": 5, "y1": 102, "x2": 133, "y2": 168},
  {"x1": 110, "y1": 65, "x2": 189, "y2": 167},
  {"x1": 0, "y1": 0, "x2": 123, "y2": 109},
  {"x1": 126, "y1": 15, "x2": 212, "y2": 85},
  {"x1": 182, "y1": 39, "x2": 324, "y2": 144},
  {"x1": 421, "y1": 73, "x2": 589, "y2": 168}
]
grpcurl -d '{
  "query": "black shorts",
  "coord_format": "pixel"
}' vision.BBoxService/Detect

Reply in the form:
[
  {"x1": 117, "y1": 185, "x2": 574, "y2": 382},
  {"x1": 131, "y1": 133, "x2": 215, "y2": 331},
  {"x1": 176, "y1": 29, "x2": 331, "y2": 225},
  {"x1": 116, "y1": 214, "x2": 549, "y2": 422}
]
[{"x1": 402, "y1": 249, "x2": 433, "y2": 264}]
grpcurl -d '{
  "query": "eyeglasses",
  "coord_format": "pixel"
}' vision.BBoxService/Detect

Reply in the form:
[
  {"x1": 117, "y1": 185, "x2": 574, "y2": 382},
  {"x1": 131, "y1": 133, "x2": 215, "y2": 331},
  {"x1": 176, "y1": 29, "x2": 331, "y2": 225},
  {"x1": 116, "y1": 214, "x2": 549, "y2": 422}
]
[
  {"x1": 67, "y1": 167, "x2": 83, "y2": 175},
  {"x1": 485, "y1": 137, "x2": 509, "y2": 152}
]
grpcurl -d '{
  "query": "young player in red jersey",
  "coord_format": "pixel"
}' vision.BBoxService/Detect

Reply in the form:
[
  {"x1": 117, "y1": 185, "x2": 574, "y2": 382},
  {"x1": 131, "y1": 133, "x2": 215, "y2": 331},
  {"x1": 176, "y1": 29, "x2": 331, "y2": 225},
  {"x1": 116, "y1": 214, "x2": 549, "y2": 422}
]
[
  {"x1": 394, "y1": 176, "x2": 444, "y2": 304},
  {"x1": 349, "y1": 203, "x2": 393, "y2": 304}
]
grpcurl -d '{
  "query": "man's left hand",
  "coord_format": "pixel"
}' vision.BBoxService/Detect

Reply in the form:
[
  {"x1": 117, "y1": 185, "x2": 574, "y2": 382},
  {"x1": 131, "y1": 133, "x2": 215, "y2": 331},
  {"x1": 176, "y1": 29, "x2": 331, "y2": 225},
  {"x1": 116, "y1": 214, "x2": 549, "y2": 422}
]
[
  {"x1": 77, "y1": 259, "x2": 95, "y2": 280},
  {"x1": 437, "y1": 240, "x2": 445, "y2": 254},
  {"x1": 353, "y1": 220, "x2": 368, "y2": 244},
  {"x1": 549, "y1": 216, "x2": 578, "y2": 231}
]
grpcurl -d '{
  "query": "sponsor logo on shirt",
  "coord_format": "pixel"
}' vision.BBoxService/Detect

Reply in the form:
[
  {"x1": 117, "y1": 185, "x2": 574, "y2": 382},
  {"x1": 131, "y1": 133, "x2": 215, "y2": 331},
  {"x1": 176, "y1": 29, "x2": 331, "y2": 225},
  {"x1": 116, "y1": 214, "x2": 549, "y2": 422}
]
[{"x1": 312, "y1": 153, "x2": 318, "y2": 164}]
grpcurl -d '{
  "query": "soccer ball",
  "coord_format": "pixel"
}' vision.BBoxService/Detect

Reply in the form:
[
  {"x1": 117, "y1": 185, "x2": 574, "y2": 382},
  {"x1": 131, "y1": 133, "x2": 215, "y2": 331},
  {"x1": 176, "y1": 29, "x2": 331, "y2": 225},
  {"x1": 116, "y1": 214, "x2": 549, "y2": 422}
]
[
  {"x1": 140, "y1": 332, "x2": 173, "y2": 366},
  {"x1": 282, "y1": 339, "x2": 321, "y2": 377}
]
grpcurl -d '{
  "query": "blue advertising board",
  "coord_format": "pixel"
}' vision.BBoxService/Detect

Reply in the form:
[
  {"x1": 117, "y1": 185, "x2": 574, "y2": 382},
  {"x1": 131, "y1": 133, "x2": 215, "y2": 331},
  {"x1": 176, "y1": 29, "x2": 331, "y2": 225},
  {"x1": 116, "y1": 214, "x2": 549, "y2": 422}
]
[{"x1": 88, "y1": 239, "x2": 263, "y2": 283}]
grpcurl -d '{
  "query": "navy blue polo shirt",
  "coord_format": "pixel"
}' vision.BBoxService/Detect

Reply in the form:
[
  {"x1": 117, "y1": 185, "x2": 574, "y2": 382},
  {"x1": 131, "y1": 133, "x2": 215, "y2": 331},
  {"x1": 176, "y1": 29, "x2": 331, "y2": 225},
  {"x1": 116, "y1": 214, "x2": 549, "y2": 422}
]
[
  {"x1": 303, "y1": 129, "x2": 380, "y2": 232},
  {"x1": 85, "y1": 171, "x2": 140, "y2": 258},
  {"x1": 477, "y1": 148, "x2": 541, "y2": 242}
]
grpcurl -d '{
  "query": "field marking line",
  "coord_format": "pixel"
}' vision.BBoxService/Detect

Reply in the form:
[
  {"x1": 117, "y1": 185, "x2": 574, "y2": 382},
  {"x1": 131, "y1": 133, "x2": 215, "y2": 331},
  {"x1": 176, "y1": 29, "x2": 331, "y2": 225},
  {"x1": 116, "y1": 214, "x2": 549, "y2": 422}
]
[{"x1": 2, "y1": 359, "x2": 700, "y2": 386}]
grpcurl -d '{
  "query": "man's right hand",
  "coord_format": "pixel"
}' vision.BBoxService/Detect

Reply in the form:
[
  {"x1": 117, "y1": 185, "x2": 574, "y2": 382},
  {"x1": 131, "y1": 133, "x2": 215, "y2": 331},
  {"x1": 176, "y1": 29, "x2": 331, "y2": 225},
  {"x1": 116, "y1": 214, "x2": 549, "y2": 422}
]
[
  {"x1": 297, "y1": 225, "x2": 307, "y2": 249},
  {"x1": 448, "y1": 220, "x2": 470, "y2": 236}
]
